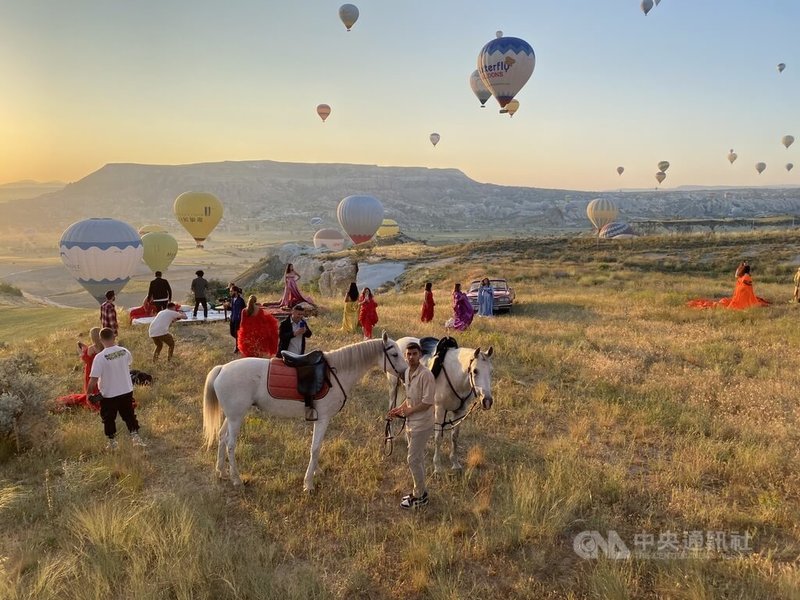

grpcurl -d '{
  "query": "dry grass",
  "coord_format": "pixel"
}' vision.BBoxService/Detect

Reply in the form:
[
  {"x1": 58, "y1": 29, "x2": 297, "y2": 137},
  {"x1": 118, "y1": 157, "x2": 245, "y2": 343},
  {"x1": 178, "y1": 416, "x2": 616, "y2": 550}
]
[{"x1": 1, "y1": 231, "x2": 800, "y2": 598}]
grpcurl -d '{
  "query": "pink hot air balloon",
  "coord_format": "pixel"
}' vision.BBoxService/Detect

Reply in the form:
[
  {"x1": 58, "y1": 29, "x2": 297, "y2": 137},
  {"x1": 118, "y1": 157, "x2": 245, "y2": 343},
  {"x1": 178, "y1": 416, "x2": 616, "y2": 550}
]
[
  {"x1": 337, "y1": 195, "x2": 384, "y2": 244},
  {"x1": 316, "y1": 104, "x2": 331, "y2": 122}
]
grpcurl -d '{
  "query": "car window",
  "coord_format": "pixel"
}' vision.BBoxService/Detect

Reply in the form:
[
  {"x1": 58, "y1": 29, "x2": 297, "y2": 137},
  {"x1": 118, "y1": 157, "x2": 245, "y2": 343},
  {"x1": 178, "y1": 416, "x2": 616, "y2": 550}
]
[
  {"x1": 467, "y1": 282, "x2": 481, "y2": 293},
  {"x1": 491, "y1": 281, "x2": 508, "y2": 291}
]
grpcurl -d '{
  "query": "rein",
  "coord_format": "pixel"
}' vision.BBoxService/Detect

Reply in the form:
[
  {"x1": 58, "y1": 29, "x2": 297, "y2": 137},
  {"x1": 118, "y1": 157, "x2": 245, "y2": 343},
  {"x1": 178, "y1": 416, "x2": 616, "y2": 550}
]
[
  {"x1": 437, "y1": 355, "x2": 480, "y2": 433},
  {"x1": 383, "y1": 362, "x2": 406, "y2": 456}
]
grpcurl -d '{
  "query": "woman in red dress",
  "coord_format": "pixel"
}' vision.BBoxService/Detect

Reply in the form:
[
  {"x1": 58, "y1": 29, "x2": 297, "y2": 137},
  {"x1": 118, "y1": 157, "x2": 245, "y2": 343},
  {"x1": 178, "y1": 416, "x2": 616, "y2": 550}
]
[
  {"x1": 237, "y1": 295, "x2": 280, "y2": 357},
  {"x1": 687, "y1": 262, "x2": 771, "y2": 309},
  {"x1": 420, "y1": 281, "x2": 435, "y2": 323},
  {"x1": 56, "y1": 327, "x2": 103, "y2": 411},
  {"x1": 358, "y1": 287, "x2": 379, "y2": 339}
]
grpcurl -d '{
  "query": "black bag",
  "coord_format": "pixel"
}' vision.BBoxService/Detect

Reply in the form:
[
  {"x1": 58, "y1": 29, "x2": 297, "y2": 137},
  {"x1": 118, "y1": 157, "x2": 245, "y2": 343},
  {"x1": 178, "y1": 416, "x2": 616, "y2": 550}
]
[
  {"x1": 130, "y1": 370, "x2": 153, "y2": 386},
  {"x1": 88, "y1": 393, "x2": 103, "y2": 406}
]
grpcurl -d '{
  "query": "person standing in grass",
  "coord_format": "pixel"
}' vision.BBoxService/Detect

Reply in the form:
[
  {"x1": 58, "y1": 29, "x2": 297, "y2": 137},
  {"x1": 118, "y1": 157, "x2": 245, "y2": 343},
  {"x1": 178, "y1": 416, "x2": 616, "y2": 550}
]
[
  {"x1": 387, "y1": 341, "x2": 434, "y2": 509},
  {"x1": 228, "y1": 286, "x2": 246, "y2": 354},
  {"x1": 237, "y1": 295, "x2": 280, "y2": 357},
  {"x1": 88, "y1": 327, "x2": 146, "y2": 450},
  {"x1": 148, "y1": 302, "x2": 186, "y2": 362},
  {"x1": 191, "y1": 269, "x2": 209, "y2": 319},
  {"x1": 420, "y1": 282, "x2": 435, "y2": 323},
  {"x1": 100, "y1": 290, "x2": 118, "y2": 336},
  {"x1": 358, "y1": 287, "x2": 379, "y2": 339},
  {"x1": 793, "y1": 267, "x2": 800, "y2": 302},
  {"x1": 477, "y1": 278, "x2": 494, "y2": 317},
  {"x1": 341, "y1": 282, "x2": 360, "y2": 333}
]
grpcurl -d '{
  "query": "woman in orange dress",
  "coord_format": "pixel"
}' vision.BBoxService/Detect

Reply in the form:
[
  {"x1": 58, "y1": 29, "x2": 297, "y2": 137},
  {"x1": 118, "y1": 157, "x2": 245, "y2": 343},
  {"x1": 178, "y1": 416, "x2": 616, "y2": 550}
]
[
  {"x1": 237, "y1": 295, "x2": 280, "y2": 357},
  {"x1": 420, "y1": 282, "x2": 435, "y2": 322},
  {"x1": 688, "y1": 262, "x2": 771, "y2": 309},
  {"x1": 358, "y1": 287, "x2": 379, "y2": 339}
]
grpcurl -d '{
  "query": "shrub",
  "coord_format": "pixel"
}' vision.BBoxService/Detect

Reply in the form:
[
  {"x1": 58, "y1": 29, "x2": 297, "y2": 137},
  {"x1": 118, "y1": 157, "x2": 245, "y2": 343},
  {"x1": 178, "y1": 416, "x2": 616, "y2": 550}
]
[
  {"x1": 0, "y1": 353, "x2": 54, "y2": 458},
  {"x1": 0, "y1": 281, "x2": 22, "y2": 296}
]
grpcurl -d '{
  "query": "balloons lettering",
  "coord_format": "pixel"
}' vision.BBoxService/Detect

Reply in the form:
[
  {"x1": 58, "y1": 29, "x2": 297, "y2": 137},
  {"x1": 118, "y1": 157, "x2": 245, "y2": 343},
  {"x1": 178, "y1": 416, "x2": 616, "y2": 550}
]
[
  {"x1": 141, "y1": 231, "x2": 178, "y2": 273},
  {"x1": 477, "y1": 36, "x2": 535, "y2": 108},
  {"x1": 337, "y1": 195, "x2": 384, "y2": 244},
  {"x1": 469, "y1": 69, "x2": 492, "y2": 108},
  {"x1": 174, "y1": 192, "x2": 223, "y2": 248},
  {"x1": 339, "y1": 4, "x2": 359, "y2": 31},
  {"x1": 317, "y1": 104, "x2": 331, "y2": 122},
  {"x1": 586, "y1": 198, "x2": 618, "y2": 231},
  {"x1": 60, "y1": 218, "x2": 143, "y2": 303}
]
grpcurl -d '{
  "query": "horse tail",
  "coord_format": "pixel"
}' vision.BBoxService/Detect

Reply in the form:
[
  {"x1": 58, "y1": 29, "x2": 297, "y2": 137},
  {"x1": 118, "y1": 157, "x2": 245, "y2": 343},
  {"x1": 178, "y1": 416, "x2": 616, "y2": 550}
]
[{"x1": 203, "y1": 365, "x2": 224, "y2": 449}]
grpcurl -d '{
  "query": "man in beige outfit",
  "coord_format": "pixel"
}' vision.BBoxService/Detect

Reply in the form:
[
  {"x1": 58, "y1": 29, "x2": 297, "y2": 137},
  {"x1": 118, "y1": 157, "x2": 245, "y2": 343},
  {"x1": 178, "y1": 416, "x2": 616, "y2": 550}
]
[{"x1": 388, "y1": 341, "x2": 435, "y2": 509}]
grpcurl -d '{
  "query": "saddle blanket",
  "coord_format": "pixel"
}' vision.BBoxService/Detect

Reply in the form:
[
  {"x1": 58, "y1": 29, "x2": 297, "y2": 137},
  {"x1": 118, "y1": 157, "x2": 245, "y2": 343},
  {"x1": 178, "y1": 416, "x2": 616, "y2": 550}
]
[{"x1": 267, "y1": 358, "x2": 330, "y2": 401}]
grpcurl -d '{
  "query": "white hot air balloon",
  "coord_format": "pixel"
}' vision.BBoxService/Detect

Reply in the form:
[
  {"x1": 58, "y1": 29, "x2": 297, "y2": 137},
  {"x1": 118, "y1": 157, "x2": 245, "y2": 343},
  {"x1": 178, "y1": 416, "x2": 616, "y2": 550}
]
[
  {"x1": 786, "y1": 163, "x2": 794, "y2": 172},
  {"x1": 429, "y1": 133, "x2": 440, "y2": 147},
  {"x1": 586, "y1": 198, "x2": 619, "y2": 231},
  {"x1": 782, "y1": 135, "x2": 795, "y2": 149},
  {"x1": 477, "y1": 35, "x2": 535, "y2": 109},
  {"x1": 337, "y1": 195, "x2": 384, "y2": 244},
  {"x1": 756, "y1": 162, "x2": 767, "y2": 174},
  {"x1": 728, "y1": 149, "x2": 738, "y2": 164},
  {"x1": 59, "y1": 218, "x2": 143, "y2": 303},
  {"x1": 339, "y1": 4, "x2": 359, "y2": 31},
  {"x1": 778, "y1": 63, "x2": 786, "y2": 74},
  {"x1": 469, "y1": 69, "x2": 492, "y2": 108},
  {"x1": 641, "y1": 0, "x2": 654, "y2": 16},
  {"x1": 316, "y1": 104, "x2": 331, "y2": 122}
]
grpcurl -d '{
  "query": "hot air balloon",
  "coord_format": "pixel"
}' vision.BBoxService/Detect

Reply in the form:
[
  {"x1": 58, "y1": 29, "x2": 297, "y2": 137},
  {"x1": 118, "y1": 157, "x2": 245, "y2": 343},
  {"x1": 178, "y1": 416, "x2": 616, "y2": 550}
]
[
  {"x1": 59, "y1": 218, "x2": 143, "y2": 303},
  {"x1": 376, "y1": 219, "x2": 400, "y2": 238},
  {"x1": 728, "y1": 150, "x2": 738, "y2": 164},
  {"x1": 313, "y1": 228, "x2": 346, "y2": 251},
  {"x1": 469, "y1": 69, "x2": 492, "y2": 108},
  {"x1": 141, "y1": 231, "x2": 178, "y2": 273},
  {"x1": 495, "y1": 30, "x2": 503, "y2": 38},
  {"x1": 310, "y1": 216, "x2": 323, "y2": 226},
  {"x1": 505, "y1": 99, "x2": 520, "y2": 117},
  {"x1": 756, "y1": 162, "x2": 767, "y2": 174},
  {"x1": 599, "y1": 222, "x2": 636, "y2": 239},
  {"x1": 430, "y1": 133, "x2": 440, "y2": 147},
  {"x1": 138, "y1": 224, "x2": 166, "y2": 236},
  {"x1": 337, "y1": 195, "x2": 384, "y2": 245},
  {"x1": 616, "y1": 166, "x2": 625, "y2": 176},
  {"x1": 658, "y1": 161, "x2": 670, "y2": 172},
  {"x1": 173, "y1": 192, "x2": 223, "y2": 248},
  {"x1": 477, "y1": 35, "x2": 535, "y2": 108},
  {"x1": 339, "y1": 4, "x2": 359, "y2": 31},
  {"x1": 782, "y1": 135, "x2": 795, "y2": 149},
  {"x1": 317, "y1": 104, "x2": 331, "y2": 122},
  {"x1": 778, "y1": 63, "x2": 786, "y2": 73},
  {"x1": 654, "y1": 0, "x2": 661, "y2": 5},
  {"x1": 641, "y1": 0, "x2": 653, "y2": 15},
  {"x1": 655, "y1": 171, "x2": 666, "y2": 185},
  {"x1": 586, "y1": 198, "x2": 619, "y2": 231},
  {"x1": 787, "y1": 163, "x2": 794, "y2": 172}
]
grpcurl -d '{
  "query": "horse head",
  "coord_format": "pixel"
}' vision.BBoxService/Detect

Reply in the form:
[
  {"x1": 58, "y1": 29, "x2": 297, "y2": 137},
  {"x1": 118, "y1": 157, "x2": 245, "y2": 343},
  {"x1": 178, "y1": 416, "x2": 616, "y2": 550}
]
[
  {"x1": 380, "y1": 331, "x2": 408, "y2": 379},
  {"x1": 471, "y1": 346, "x2": 494, "y2": 410}
]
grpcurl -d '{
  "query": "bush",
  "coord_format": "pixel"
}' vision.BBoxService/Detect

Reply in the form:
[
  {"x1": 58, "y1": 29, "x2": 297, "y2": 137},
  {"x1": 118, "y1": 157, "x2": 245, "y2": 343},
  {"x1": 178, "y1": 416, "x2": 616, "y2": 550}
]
[
  {"x1": 0, "y1": 281, "x2": 22, "y2": 296},
  {"x1": 0, "y1": 353, "x2": 54, "y2": 458}
]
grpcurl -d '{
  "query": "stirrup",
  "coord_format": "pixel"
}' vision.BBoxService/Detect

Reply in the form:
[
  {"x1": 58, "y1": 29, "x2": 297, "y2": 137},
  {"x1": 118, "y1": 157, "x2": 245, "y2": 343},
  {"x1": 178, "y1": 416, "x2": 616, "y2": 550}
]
[{"x1": 305, "y1": 407, "x2": 318, "y2": 422}]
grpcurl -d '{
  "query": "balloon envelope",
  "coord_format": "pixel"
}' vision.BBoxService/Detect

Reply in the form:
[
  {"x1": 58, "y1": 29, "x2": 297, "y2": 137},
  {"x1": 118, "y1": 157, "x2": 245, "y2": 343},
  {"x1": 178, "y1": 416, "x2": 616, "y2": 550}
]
[
  {"x1": 313, "y1": 228, "x2": 345, "y2": 251},
  {"x1": 138, "y1": 224, "x2": 165, "y2": 236},
  {"x1": 430, "y1": 133, "x2": 440, "y2": 147},
  {"x1": 586, "y1": 198, "x2": 619, "y2": 231},
  {"x1": 599, "y1": 222, "x2": 636, "y2": 239},
  {"x1": 728, "y1": 151, "x2": 737, "y2": 164},
  {"x1": 616, "y1": 166, "x2": 625, "y2": 176},
  {"x1": 60, "y1": 218, "x2": 143, "y2": 303},
  {"x1": 641, "y1": 0, "x2": 653, "y2": 15},
  {"x1": 477, "y1": 36, "x2": 535, "y2": 108},
  {"x1": 778, "y1": 63, "x2": 786, "y2": 73},
  {"x1": 787, "y1": 163, "x2": 794, "y2": 172},
  {"x1": 469, "y1": 70, "x2": 492, "y2": 107},
  {"x1": 339, "y1": 3, "x2": 359, "y2": 30},
  {"x1": 174, "y1": 192, "x2": 223, "y2": 248},
  {"x1": 655, "y1": 171, "x2": 666, "y2": 184},
  {"x1": 316, "y1": 104, "x2": 331, "y2": 122},
  {"x1": 782, "y1": 135, "x2": 795, "y2": 149},
  {"x1": 657, "y1": 161, "x2": 670, "y2": 172},
  {"x1": 337, "y1": 195, "x2": 384, "y2": 244},
  {"x1": 756, "y1": 162, "x2": 767, "y2": 174},
  {"x1": 376, "y1": 218, "x2": 400, "y2": 239},
  {"x1": 310, "y1": 217, "x2": 324, "y2": 226},
  {"x1": 505, "y1": 99, "x2": 520, "y2": 116},
  {"x1": 141, "y1": 232, "x2": 178, "y2": 273}
]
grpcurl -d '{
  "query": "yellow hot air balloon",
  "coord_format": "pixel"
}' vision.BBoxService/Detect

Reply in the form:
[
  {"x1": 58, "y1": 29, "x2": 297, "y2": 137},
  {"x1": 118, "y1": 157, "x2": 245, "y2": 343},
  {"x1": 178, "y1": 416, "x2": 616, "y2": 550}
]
[
  {"x1": 505, "y1": 99, "x2": 520, "y2": 117},
  {"x1": 138, "y1": 224, "x2": 166, "y2": 236},
  {"x1": 173, "y1": 192, "x2": 223, "y2": 248},
  {"x1": 376, "y1": 218, "x2": 400, "y2": 238},
  {"x1": 141, "y1": 231, "x2": 178, "y2": 273},
  {"x1": 586, "y1": 198, "x2": 618, "y2": 232}
]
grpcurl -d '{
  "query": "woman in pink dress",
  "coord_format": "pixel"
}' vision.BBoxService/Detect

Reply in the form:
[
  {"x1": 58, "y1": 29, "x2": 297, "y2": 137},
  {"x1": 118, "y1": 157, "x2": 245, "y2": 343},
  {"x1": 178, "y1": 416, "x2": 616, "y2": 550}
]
[
  {"x1": 449, "y1": 283, "x2": 475, "y2": 331},
  {"x1": 279, "y1": 264, "x2": 316, "y2": 308}
]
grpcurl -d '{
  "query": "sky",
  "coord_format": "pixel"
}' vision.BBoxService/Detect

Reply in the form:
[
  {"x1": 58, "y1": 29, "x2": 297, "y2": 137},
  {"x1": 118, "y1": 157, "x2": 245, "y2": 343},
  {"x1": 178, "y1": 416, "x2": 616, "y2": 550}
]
[{"x1": 1, "y1": 0, "x2": 800, "y2": 192}]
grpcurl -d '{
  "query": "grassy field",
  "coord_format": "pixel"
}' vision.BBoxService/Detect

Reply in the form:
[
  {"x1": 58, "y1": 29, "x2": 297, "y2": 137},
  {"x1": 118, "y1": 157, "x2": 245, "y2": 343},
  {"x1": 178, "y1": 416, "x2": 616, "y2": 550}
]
[{"x1": 1, "y1": 231, "x2": 800, "y2": 599}]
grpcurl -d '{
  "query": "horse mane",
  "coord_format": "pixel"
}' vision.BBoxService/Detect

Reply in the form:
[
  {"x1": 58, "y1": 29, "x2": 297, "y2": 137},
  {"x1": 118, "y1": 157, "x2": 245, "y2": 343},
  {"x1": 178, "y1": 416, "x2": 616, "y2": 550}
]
[{"x1": 325, "y1": 338, "x2": 384, "y2": 369}]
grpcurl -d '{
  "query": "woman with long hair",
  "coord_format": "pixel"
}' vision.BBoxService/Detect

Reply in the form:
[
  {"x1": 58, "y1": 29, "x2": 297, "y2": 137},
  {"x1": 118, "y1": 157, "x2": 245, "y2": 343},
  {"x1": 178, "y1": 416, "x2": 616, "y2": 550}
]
[
  {"x1": 56, "y1": 327, "x2": 104, "y2": 411},
  {"x1": 341, "y1": 282, "x2": 360, "y2": 333},
  {"x1": 420, "y1": 282, "x2": 435, "y2": 322},
  {"x1": 450, "y1": 282, "x2": 475, "y2": 331},
  {"x1": 477, "y1": 278, "x2": 494, "y2": 317},
  {"x1": 279, "y1": 263, "x2": 315, "y2": 309},
  {"x1": 688, "y1": 261, "x2": 771, "y2": 309},
  {"x1": 358, "y1": 287, "x2": 379, "y2": 339},
  {"x1": 237, "y1": 295, "x2": 280, "y2": 357}
]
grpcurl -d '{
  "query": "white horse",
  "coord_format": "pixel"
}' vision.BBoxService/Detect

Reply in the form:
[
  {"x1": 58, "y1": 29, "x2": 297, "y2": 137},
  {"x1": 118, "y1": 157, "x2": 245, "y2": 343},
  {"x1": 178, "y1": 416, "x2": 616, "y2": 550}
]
[
  {"x1": 387, "y1": 337, "x2": 494, "y2": 473},
  {"x1": 203, "y1": 333, "x2": 408, "y2": 491}
]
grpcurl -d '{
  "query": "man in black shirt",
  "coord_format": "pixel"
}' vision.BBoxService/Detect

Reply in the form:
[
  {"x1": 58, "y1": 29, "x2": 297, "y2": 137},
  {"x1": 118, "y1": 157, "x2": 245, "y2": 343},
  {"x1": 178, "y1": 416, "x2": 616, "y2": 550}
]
[{"x1": 147, "y1": 271, "x2": 172, "y2": 312}]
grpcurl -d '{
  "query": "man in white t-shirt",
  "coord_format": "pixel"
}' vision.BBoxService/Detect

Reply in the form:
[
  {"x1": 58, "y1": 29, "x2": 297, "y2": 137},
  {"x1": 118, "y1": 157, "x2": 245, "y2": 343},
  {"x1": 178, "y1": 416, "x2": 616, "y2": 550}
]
[
  {"x1": 88, "y1": 327, "x2": 146, "y2": 450},
  {"x1": 148, "y1": 302, "x2": 187, "y2": 362}
]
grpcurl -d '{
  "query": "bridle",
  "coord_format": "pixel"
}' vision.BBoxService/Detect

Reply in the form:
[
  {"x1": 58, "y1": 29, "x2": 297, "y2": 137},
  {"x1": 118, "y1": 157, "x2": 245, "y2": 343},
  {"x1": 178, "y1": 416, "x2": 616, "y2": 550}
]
[
  {"x1": 330, "y1": 342, "x2": 406, "y2": 417},
  {"x1": 382, "y1": 344, "x2": 407, "y2": 456},
  {"x1": 437, "y1": 354, "x2": 483, "y2": 432}
]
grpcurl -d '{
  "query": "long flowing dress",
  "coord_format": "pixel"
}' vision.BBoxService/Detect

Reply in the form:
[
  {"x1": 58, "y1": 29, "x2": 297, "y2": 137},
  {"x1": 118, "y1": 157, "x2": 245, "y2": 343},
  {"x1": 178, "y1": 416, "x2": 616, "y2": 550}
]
[
  {"x1": 687, "y1": 274, "x2": 771, "y2": 309},
  {"x1": 478, "y1": 285, "x2": 494, "y2": 316},
  {"x1": 359, "y1": 297, "x2": 379, "y2": 338},
  {"x1": 421, "y1": 290, "x2": 435, "y2": 322},
  {"x1": 55, "y1": 345, "x2": 100, "y2": 411},
  {"x1": 279, "y1": 273, "x2": 315, "y2": 308},
  {"x1": 237, "y1": 307, "x2": 280, "y2": 357},
  {"x1": 341, "y1": 299, "x2": 360, "y2": 333},
  {"x1": 452, "y1": 291, "x2": 475, "y2": 331}
]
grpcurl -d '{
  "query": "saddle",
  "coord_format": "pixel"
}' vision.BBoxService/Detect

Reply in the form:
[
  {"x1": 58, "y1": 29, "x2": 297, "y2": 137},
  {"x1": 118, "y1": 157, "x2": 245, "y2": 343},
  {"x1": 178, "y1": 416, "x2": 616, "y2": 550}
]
[
  {"x1": 267, "y1": 350, "x2": 330, "y2": 402},
  {"x1": 418, "y1": 336, "x2": 440, "y2": 358},
  {"x1": 429, "y1": 336, "x2": 458, "y2": 378}
]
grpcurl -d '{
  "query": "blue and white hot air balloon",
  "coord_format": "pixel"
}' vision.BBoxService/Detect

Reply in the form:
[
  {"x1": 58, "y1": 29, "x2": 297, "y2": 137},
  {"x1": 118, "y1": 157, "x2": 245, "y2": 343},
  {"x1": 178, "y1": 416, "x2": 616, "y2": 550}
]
[
  {"x1": 599, "y1": 222, "x2": 636, "y2": 239},
  {"x1": 59, "y1": 218, "x2": 143, "y2": 303},
  {"x1": 469, "y1": 69, "x2": 492, "y2": 108},
  {"x1": 477, "y1": 35, "x2": 535, "y2": 108}
]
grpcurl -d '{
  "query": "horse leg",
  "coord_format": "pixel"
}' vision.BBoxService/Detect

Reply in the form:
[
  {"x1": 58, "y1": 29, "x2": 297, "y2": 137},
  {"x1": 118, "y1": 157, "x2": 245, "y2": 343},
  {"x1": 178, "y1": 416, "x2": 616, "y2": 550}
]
[
  {"x1": 450, "y1": 417, "x2": 463, "y2": 470},
  {"x1": 433, "y1": 407, "x2": 446, "y2": 475},
  {"x1": 215, "y1": 416, "x2": 228, "y2": 479},
  {"x1": 225, "y1": 417, "x2": 244, "y2": 487},
  {"x1": 303, "y1": 418, "x2": 330, "y2": 492}
]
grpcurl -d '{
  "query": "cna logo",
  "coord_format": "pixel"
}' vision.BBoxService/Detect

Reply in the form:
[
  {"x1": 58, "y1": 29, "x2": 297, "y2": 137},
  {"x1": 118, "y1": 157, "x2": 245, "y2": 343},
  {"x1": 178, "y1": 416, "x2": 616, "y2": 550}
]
[{"x1": 573, "y1": 530, "x2": 631, "y2": 560}]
